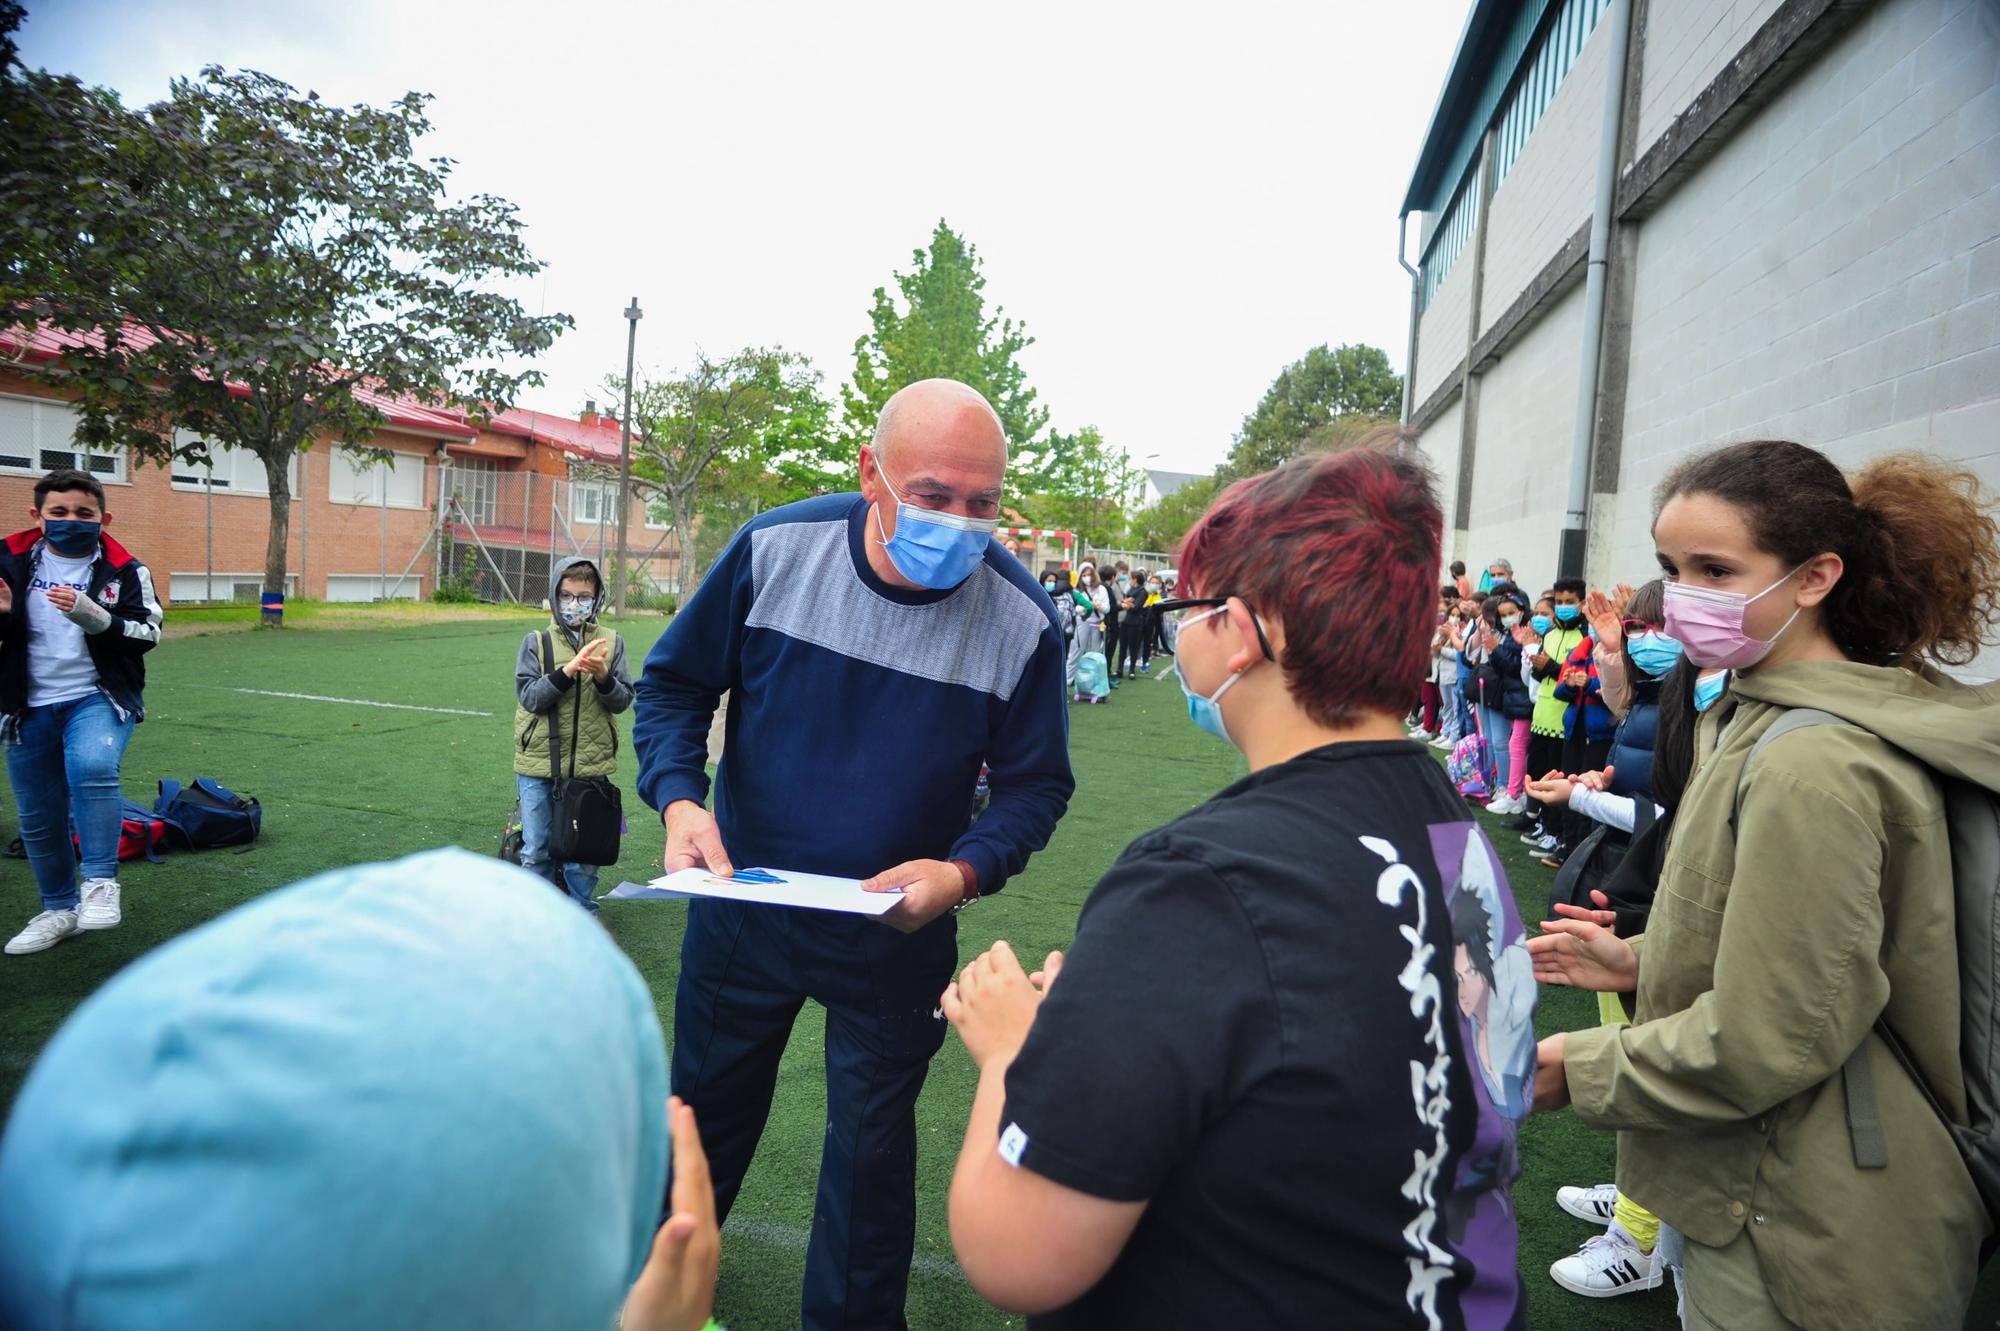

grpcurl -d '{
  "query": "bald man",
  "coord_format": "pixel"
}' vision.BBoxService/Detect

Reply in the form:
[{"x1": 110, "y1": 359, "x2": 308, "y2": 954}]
[{"x1": 632, "y1": 379, "x2": 1075, "y2": 1330}]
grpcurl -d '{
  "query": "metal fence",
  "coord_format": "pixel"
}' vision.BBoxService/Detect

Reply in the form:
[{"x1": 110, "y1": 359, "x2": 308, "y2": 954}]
[
  {"x1": 434, "y1": 465, "x2": 684, "y2": 608},
  {"x1": 1083, "y1": 546, "x2": 1173, "y2": 571}
]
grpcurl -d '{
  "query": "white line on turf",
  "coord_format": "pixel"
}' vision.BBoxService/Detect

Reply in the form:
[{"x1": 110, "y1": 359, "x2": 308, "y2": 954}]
[{"x1": 188, "y1": 686, "x2": 493, "y2": 717}]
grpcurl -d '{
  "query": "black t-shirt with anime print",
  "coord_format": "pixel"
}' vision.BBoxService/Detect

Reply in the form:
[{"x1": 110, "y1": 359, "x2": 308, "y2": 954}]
[{"x1": 1002, "y1": 741, "x2": 1533, "y2": 1331}]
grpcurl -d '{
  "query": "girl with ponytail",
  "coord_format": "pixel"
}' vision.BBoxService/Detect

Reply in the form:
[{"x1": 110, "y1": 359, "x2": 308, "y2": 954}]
[{"x1": 1528, "y1": 440, "x2": 2000, "y2": 1330}]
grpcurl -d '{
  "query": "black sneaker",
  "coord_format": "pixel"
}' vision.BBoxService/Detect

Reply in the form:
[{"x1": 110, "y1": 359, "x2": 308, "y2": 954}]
[
  {"x1": 1541, "y1": 842, "x2": 1574, "y2": 869},
  {"x1": 1501, "y1": 814, "x2": 1537, "y2": 834}
]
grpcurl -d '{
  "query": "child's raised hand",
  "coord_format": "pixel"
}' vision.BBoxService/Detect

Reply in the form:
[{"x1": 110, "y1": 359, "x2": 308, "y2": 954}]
[{"x1": 1524, "y1": 769, "x2": 1575, "y2": 806}]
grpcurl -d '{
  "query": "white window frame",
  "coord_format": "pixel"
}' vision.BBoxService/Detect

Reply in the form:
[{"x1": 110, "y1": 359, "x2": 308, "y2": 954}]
[
  {"x1": 572, "y1": 479, "x2": 610, "y2": 526},
  {"x1": 328, "y1": 447, "x2": 429, "y2": 510},
  {"x1": 0, "y1": 393, "x2": 128, "y2": 485},
  {"x1": 170, "y1": 572, "x2": 299, "y2": 605},
  {"x1": 448, "y1": 457, "x2": 501, "y2": 525},
  {"x1": 644, "y1": 497, "x2": 673, "y2": 531},
  {"x1": 170, "y1": 432, "x2": 298, "y2": 496}
]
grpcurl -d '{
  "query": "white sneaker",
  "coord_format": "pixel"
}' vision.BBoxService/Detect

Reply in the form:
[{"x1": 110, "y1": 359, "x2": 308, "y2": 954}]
[
  {"x1": 1485, "y1": 794, "x2": 1524, "y2": 815},
  {"x1": 77, "y1": 878, "x2": 122, "y2": 931},
  {"x1": 1431, "y1": 736, "x2": 1455, "y2": 751},
  {"x1": 6, "y1": 908, "x2": 80, "y2": 955},
  {"x1": 1550, "y1": 1221, "x2": 1663, "y2": 1298},
  {"x1": 1532, "y1": 833, "x2": 1560, "y2": 854},
  {"x1": 1557, "y1": 1182, "x2": 1619, "y2": 1223},
  {"x1": 1409, "y1": 728, "x2": 1433, "y2": 741}
]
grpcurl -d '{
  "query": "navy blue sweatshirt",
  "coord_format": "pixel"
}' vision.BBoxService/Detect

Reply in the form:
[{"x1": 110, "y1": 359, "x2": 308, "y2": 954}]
[{"x1": 632, "y1": 494, "x2": 1075, "y2": 893}]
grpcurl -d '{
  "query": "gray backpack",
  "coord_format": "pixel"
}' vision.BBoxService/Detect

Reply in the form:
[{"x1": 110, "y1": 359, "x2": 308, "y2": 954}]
[{"x1": 1734, "y1": 708, "x2": 2000, "y2": 1244}]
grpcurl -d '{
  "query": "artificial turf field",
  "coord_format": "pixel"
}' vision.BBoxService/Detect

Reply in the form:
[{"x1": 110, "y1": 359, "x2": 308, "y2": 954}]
[{"x1": 0, "y1": 610, "x2": 1993, "y2": 1330}]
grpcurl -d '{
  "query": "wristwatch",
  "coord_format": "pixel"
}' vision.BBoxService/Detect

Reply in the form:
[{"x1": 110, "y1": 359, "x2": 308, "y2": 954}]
[{"x1": 949, "y1": 859, "x2": 980, "y2": 913}]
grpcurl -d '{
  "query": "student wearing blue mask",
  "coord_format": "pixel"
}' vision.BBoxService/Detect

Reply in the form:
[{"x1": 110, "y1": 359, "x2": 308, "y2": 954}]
[
  {"x1": 941, "y1": 436, "x2": 1531, "y2": 1329},
  {"x1": 633, "y1": 377, "x2": 1073, "y2": 1330},
  {"x1": 0, "y1": 850, "x2": 721, "y2": 1331},
  {"x1": 0, "y1": 469, "x2": 162, "y2": 956}
]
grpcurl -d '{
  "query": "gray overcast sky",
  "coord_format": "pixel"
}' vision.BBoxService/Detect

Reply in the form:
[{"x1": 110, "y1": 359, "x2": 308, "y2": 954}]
[{"x1": 19, "y1": 0, "x2": 1466, "y2": 476}]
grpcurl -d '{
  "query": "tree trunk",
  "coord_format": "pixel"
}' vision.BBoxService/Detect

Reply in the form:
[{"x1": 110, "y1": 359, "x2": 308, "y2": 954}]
[
  {"x1": 675, "y1": 492, "x2": 703, "y2": 600},
  {"x1": 261, "y1": 449, "x2": 294, "y2": 627}
]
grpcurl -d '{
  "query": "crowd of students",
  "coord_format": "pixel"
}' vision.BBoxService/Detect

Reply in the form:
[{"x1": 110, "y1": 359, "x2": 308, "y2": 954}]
[
  {"x1": 2, "y1": 428, "x2": 1997, "y2": 1331},
  {"x1": 1033, "y1": 558, "x2": 1177, "y2": 702}
]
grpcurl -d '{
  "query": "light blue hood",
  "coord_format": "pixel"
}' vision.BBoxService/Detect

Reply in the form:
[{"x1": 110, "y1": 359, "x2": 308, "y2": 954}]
[{"x1": 0, "y1": 849, "x2": 669, "y2": 1331}]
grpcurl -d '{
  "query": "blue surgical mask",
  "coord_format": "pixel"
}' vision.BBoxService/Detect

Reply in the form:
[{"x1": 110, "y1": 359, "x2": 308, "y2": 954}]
[
  {"x1": 1531, "y1": 614, "x2": 1552, "y2": 635},
  {"x1": 1693, "y1": 671, "x2": 1729, "y2": 713},
  {"x1": 872, "y1": 465, "x2": 997, "y2": 590},
  {"x1": 1117, "y1": 577, "x2": 1130, "y2": 589},
  {"x1": 1628, "y1": 630, "x2": 1683, "y2": 678},
  {"x1": 1554, "y1": 603, "x2": 1580, "y2": 624},
  {"x1": 42, "y1": 519, "x2": 100, "y2": 558},
  {"x1": 1176, "y1": 607, "x2": 1255, "y2": 744}
]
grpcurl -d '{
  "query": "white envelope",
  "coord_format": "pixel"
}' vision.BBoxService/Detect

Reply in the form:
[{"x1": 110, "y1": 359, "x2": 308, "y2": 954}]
[{"x1": 600, "y1": 867, "x2": 902, "y2": 916}]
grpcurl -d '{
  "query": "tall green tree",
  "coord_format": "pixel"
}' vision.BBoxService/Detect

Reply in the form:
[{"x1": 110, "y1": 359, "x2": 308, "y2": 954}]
[
  {"x1": 1225, "y1": 343, "x2": 1402, "y2": 477},
  {"x1": 1, "y1": 42, "x2": 568, "y2": 621},
  {"x1": 1015, "y1": 426, "x2": 1139, "y2": 551},
  {"x1": 841, "y1": 221, "x2": 1047, "y2": 460},
  {"x1": 617, "y1": 348, "x2": 825, "y2": 594},
  {"x1": 1127, "y1": 475, "x2": 1222, "y2": 557}
]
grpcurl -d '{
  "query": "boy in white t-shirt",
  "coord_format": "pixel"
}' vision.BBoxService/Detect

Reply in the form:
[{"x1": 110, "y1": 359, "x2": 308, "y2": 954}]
[{"x1": 0, "y1": 470, "x2": 162, "y2": 955}]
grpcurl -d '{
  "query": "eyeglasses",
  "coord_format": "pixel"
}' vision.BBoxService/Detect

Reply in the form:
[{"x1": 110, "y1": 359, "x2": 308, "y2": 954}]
[
  {"x1": 1152, "y1": 597, "x2": 1276, "y2": 662},
  {"x1": 1620, "y1": 618, "x2": 1658, "y2": 637}
]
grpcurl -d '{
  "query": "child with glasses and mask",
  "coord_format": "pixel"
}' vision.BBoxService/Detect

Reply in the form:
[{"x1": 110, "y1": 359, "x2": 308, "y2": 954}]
[{"x1": 938, "y1": 430, "x2": 1532, "y2": 1330}]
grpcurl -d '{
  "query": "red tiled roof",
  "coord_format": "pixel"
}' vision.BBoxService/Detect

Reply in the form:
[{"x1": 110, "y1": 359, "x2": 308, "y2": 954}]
[
  {"x1": 3, "y1": 321, "x2": 476, "y2": 441},
  {"x1": 484, "y1": 407, "x2": 625, "y2": 463}
]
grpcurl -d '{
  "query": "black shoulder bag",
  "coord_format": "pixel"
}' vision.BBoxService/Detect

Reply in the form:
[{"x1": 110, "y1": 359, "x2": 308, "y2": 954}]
[{"x1": 541, "y1": 631, "x2": 624, "y2": 866}]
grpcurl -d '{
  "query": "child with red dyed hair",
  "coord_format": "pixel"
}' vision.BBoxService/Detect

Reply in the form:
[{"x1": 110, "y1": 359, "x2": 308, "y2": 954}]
[{"x1": 939, "y1": 435, "x2": 1533, "y2": 1330}]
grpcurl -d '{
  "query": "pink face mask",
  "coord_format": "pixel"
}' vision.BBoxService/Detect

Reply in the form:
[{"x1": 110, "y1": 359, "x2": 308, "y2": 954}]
[{"x1": 1661, "y1": 564, "x2": 1806, "y2": 670}]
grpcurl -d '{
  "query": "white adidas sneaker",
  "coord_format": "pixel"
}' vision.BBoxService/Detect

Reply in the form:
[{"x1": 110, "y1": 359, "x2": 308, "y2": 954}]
[
  {"x1": 1550, "y1": 1221, "x2": 1663, "y2": 1298},
  {"x1": 77, "y1": 878, "x2": 123, "y2": 931},
  {"x1": 1556, "y1": 1182, "x2": 1619, "y2": 1223},
  {"x1": 6, "y1": 908, "x2": 80, "y2": 955}
]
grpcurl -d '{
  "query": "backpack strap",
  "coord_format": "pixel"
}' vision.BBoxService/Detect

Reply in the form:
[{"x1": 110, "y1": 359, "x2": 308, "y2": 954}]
[
  {"x1": 542, "y1": 631, "x2": 565, "y2": 782},
  {"x1": 192, "y1": 777, "x2": 237, "y2": 807},
  {"x1": 1728, "y1": 707, "x2": 1897, "y2": 1170}
]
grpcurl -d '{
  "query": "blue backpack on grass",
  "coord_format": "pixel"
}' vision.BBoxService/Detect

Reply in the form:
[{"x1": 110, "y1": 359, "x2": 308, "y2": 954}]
[{"x1": 154, "y1": 778, "x2": 262, "y2": 851}]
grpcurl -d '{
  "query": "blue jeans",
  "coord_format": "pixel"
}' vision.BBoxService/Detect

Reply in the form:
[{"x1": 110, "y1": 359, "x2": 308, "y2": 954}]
[
  {"x1": 7, "y1": 693, "x2": 135, "y2": 911},
  {"x1": 1477, "y1": 704, "x2": 1513, "y2": 793},
  {"x1": 516, "y1": 774, "x2": 600, "y2": 912}
]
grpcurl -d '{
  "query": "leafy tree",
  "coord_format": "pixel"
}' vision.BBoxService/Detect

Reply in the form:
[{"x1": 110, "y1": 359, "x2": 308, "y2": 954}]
[
  {"x1": 1225, "y1": 343, "x2": 1402, "y2": 478},
  {"x1": 1014, "y1": 425, "x2": 1139, "y2": 551},
  {"x1": 1127, "y1": 475, "x2": 1222, "y2": 557},
  {"x1": 841, "y1": 221, "x2": 1047, "y2": 462},
  {"x1": 1, "y1": 43, "x2": 568, "y2": 622},
  {"x1": 617, "y1": 348, "x2": 824, "y2": 595}
]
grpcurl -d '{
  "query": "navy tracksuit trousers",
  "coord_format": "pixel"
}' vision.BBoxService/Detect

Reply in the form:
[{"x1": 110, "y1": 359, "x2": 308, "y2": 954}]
[{"x1": 671, "y1": 896, "x2": 956, "y2": 1331}]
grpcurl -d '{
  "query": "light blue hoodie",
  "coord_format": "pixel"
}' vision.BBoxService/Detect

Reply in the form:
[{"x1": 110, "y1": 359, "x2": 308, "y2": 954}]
[{"x1": 0, "y1": 849, "x2": 669, "y2": 1331}]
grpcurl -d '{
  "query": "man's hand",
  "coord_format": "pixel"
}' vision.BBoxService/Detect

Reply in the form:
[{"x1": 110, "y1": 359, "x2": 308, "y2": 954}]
[
  {"x1": 664, "y1": 800, "x2": 734, "y2": 876},
  {"x1": 941, "y1": 940, "x2": 1048, "y2": 1072},
  {"x1": 863, "y1": 858, "x2": 966, "y2": 934},
  {"x1": 622, "y1": 1097, "x2": 721, "y2": 1331},
  {"x1": 45, "y1": 586, "x2": 77, "y2": 613},
  {"x1": 1533, "y1": 1034, "x2": 1572, "y2": 1113}
]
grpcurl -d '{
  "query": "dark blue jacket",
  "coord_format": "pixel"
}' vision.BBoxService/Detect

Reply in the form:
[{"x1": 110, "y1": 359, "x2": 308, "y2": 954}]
[
  {"x1": 1463, "y1": 635, "x2": 1534, "y2": 720},
  {"x1": 1606, "y1": 674, "x2": 1662, "y2": 802},
  {"x1": 0, "y1": 529, "x2": 161, "y2": 741},
  {"x1": 1554, "y1": 637, "x2": 1619, "y2": 743}
]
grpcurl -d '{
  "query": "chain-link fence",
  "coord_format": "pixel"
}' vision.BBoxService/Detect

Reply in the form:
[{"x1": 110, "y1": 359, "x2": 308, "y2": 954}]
[{"x1": 435, "y1": 464, "x2": 683, "y2": 608}]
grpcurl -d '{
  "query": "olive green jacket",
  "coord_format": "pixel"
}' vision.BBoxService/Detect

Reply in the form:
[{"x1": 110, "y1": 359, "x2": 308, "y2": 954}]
[
  {"x1": 1564, "y1": 660, "x2": 1998, "y2": 1330},
  {"x1": 512, "y1": 622, "x2": 633, "y2": 779}
]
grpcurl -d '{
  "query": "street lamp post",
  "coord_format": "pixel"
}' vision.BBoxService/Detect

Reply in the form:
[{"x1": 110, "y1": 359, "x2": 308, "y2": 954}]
[{"x1": 613, "y1": 297, "x2": 642, "y2": 617}]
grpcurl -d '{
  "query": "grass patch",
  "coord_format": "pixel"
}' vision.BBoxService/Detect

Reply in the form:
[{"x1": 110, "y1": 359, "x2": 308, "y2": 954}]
[{"x1": 0, "y1": 634, "x2": 1990, "y2": 1329}]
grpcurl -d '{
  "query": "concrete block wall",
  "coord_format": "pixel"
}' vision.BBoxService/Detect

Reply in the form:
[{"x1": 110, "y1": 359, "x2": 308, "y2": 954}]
[
  {"x1": 1614, "y1": 0, "x2": 2000, "y2": 669},
  {"x1": 1414, "y1": 252, "x2": 1475, "y2": 406},
  {"x1": 1635, "y1": 0, "x2": 1789, "y2": 152},
  {"x1": 1415, "y1": 398, "x2": 1464, "y2": 561},
  {"x1": 1480, "y1": 19, "x2": 1612, "y2": 327},
  {"x1": 1460, "y1": 284, "x2": 1589, "y2": 595}
]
